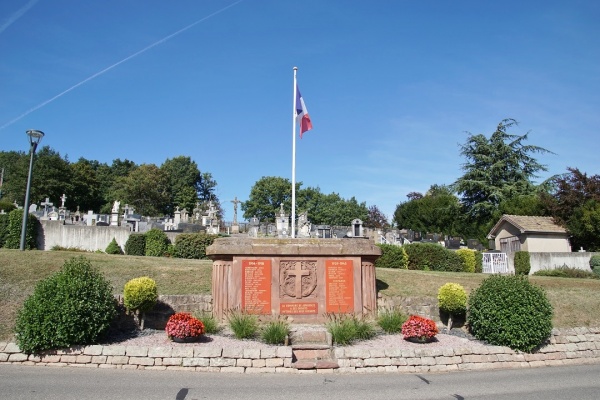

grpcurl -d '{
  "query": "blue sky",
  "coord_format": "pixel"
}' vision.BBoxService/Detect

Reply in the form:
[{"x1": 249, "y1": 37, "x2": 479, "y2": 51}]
[{"x1": 1, "y1": 0, "x2": 599, "y2": 222}]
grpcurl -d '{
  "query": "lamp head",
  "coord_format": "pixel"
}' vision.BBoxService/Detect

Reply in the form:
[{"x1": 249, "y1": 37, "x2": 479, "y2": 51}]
[{"x1": 26, "y1": 129, "x2": 45, "y2": 145}]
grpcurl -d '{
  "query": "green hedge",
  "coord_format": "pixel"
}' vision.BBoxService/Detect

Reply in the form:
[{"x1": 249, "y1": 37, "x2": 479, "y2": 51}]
[
  {"x1": 474, "y1": 251, "x2": 483, "y2": 273},
  {"x1": 455, "y1": 248, "x2": 476, "y2": 273},
  {"x1": 514, "y1": 251, "x2": 531, "y2": 275},
  {"x1": 375, "y1": 244, "x2": 409, "y2": 269},
  {"x1": 174, "y1": 233, "x2": 218, "y2": 259},
  {"x1": 3, "y1": 209, "x2": 38, "y2": 249},
  {"x1": 124, "y1": 233, "x2": 146, "y2": 256},
  {"x1": 144, "y1": 229, "x2": 170, "y2": 257},
  {"x1": 0, "y1": 213, "x2": 9, "y2": 248},
  {"x1": 403, "y1": 243, "x2": 464, "y2": 272}
]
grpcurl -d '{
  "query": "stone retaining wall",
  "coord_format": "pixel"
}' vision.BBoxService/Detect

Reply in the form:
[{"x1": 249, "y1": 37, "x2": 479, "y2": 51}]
[{"x1": 2, "y1": 327, "x2": 600, "y2": 374}]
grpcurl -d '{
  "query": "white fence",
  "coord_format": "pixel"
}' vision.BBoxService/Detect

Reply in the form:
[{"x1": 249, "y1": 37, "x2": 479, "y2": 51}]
[{"x1": 482, "y1": 252, "x2": 508, "y2": 273}]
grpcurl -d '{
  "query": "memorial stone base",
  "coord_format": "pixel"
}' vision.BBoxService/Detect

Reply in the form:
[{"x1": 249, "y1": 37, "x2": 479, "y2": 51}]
[{"x1": 206, "y1": 237, "x2": 381, "y2": 323}]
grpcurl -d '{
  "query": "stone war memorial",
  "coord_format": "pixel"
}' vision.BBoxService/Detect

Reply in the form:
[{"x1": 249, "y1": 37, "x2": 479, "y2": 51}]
[{"x1": 206, "y1": 237, "x2": 381, "y2": 323}]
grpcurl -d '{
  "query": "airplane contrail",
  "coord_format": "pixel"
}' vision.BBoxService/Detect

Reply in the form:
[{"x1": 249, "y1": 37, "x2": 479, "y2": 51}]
[
  {"x1": 0, "y1": 0, "x2": 243, "y2": 131},
  {"x1": 0, "y1": 0, "x2": 39, "y2": 34}
]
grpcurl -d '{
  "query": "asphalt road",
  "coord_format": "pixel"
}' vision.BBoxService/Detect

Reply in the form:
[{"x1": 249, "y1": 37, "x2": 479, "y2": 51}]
[{"x1": 1, "y1": 364, "x2": 599, "y2": 400}]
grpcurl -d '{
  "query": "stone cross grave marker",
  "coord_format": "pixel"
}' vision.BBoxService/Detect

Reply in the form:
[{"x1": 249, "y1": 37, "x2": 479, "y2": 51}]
[{"x1": 40, "y1": 198, "x2": 53, "y2": 217}]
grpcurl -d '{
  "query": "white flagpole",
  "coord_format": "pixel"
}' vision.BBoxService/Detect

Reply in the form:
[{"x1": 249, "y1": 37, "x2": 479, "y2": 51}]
[{"x1": 291, "y1": 67, "x2": 298, "y2": 238}]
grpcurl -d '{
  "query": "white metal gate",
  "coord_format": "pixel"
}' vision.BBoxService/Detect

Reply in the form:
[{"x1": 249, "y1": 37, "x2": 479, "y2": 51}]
[{"x1": 482, "y1": 252, "x2": 508, "y2": 273}]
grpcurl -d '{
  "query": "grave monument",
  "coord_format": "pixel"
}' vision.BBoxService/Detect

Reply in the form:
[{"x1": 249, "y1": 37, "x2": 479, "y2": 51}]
[{"x1": 206, "y1": 237, "x2": 381, "y2": 323}]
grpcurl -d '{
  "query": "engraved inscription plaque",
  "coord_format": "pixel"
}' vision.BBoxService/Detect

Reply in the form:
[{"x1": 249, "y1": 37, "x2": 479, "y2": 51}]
[
  {"x1": 242, "y1": 259, "x2": 271, "y2": 314},
  {"x1": 325, "y1": 259, "x2": 354, "y2": 313}
]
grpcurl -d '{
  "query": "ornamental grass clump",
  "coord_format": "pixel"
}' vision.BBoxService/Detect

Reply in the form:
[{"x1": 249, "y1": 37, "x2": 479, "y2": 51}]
[
  {"x1": 401, "y1": 315, "x2": 439, "y2": 342},
  {"x1": 226, "y1": 309, "x2": 259, "y2": 339},
  {"x1": 193, "y1": 312, "x2": 221, "y2": 334},
  {"x1": 326, "y1": 313, "x2": 376, "y2": 345},
  {"x1": 437, "y1": 282, "x2": 467, "y2": 330},
  {"x1": 165, "y1": 312, "x2": 205, "y2": 341},
  {"x1": 260, "y1": 319, "x2": 289, "y2": 345},
  {"x1": 377, "y1": 307, "x2": 407, "y2": 334}
]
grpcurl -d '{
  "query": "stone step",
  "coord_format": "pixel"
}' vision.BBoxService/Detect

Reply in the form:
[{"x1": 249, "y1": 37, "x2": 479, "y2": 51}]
[
  {"x1": 291, "y1": 346, "x2": 339, "y2": 370},
  {"x1": 289, "y1": 325, "x2": 332, "y2": 347},
  {"x1": 292, "y1": 359, "x2": 339, "y2": 370}
]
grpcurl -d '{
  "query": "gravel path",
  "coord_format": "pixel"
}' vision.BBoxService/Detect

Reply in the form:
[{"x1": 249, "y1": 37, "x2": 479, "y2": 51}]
[{"x1": 101, "y1": 326, "x2": 484, "y2": 351}]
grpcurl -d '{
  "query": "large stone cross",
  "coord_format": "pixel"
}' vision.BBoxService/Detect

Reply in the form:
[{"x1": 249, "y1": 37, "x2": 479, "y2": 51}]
[
  {"x1": 288, "y1": 263, "x2": 310, "y2": 299},
  {"x1": 60, "y1": 193, "x2": 67, "y2": 208},
  {"x1": 230, "y1": 196, "x2": 240, "y2": 224}
]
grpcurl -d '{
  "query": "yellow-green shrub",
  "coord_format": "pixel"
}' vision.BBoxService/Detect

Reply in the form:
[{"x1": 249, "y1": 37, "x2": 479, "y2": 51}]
[
  {"x1": 123, "y1": 277, "x2": 158, "y2": 314},
  {"x1": 455, "y1": 248, "x2": 476, "y2": 273},
  {"x1": 438, "y1": 283, "x2": 467, "y2": 315}
]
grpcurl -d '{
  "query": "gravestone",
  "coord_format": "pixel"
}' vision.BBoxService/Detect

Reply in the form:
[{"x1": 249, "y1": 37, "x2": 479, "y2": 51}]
[
  {"x1": 111, "y1": 200, "x2": 120, "y2": 226},
  {"x1": 350, "y1": 219, "x2": 364, "y2": 237},
  {"x1": 248, "y1": 216, "x2": 259, "y2": 238},
  {"x1": 206, "y1": 237, "x2": 381, "y2": 323},
  {"x1": 275, "y1": 203, "x2": 289, "y2": 238}
]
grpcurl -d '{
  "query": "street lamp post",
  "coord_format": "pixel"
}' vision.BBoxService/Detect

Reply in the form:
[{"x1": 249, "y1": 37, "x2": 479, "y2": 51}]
[{"x1": 20, "y1": 129, "x2": 45, "y2": 251}]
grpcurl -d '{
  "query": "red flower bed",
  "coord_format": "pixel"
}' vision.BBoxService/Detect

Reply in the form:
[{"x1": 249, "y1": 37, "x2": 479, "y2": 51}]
[
  {"x1": 401, "y1": 315, "x2": 439, "y2": 341},
  {"x1": 165, "y1": 312, "x2": 205, "y2": 340}
]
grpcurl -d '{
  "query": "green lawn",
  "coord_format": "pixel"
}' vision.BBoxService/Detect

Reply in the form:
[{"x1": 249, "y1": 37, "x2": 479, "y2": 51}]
[{"x1": 2, "y1": 249, "x2": 599, "y2": 341}]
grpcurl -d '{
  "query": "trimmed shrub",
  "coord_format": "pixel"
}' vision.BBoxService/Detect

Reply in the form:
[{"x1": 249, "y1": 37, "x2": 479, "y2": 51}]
[
  {"x1": 455, "y1": 249, "x2": 476, "y2": 273},
  {"x1": 123, "y1": 277, "x2": 158, "y2": 329},
  {"x1": 467, "y1": 275, "x2": 553, "y2": 352},
  {"x1": 401, "y1": 315, "x2": 438, "y2": 341},
  {"x1": 173, "y1": 233, "x2": 218, "y2": 259},
  {"x1": 403, "y1": 243, "x2": 464, "y2": 272},
  {"x1": 533, "y1": 266, "x2": 599, "y2": 279},
  {"x1": 15, "y1": 257, "x2": 116, "y2": 353},
  {"x1": 438, "y1": 283, "x2": 467, "y2": 315},
  {"x1": 590, "y1": 255, "x2": 600, "y2": 268},
  {"x1": 144, "y1": 229, "x2": 170, "y2": 257},
  {"x1": 124, "y1": 233, "x2": 146, "y2": 256},
  {"x1": 377, "y1": 307, "x2": 407, "y2": 334},
  {"x1": 105, "y1": 238, "x2": 123, "y2": 255},
  {"x1": 474, "y1": 251, "x2": 483, "y2": 273},
  {"x1": 165, "y1": 312, "x2": 205, "y2": 340},
  {"x1": 438, "y1": 283, "x2": 467, "y2": 329},
  {"x1": 375, "y1": 244, "x2": 409, "y2": 269},
  {"x1": 514, "y1": 251, "x2": 531, "y2": 275},
  {"x1": 4, "y1": 209, "x2": 38, "y2": 249}
]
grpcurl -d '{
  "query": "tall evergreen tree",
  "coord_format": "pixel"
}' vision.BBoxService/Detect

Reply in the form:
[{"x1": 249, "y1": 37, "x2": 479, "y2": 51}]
[{"x1": 453, "y1": 119, "x2": 553, "y2": 238}]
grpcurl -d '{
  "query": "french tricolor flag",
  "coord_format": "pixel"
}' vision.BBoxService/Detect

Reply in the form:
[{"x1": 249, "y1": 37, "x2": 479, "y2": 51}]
[{"x1": 295, "y1": 86, "x2": 313, "y2": 138}]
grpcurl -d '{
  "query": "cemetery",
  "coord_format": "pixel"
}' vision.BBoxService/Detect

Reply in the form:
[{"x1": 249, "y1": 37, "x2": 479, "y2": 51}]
[{"x1": 2, "y1": 183, "x2": 600, "y2": 374}]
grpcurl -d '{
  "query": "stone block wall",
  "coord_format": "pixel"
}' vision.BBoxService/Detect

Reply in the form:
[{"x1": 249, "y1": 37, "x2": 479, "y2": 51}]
[{"x1": 2, "y1": 327, "x2": 599, "y2": 374}]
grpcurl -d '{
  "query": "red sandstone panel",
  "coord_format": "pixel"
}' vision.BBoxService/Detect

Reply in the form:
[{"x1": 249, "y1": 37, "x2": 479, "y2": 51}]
[
  {"x1": 280, "y1": 302, "x2": 318, "y2": 315},
  {"x1": 241, "y1": 259, "x2": 271, "y2": 314},
  {"x1": 325, "y1": 259, "x2": 354, "y2": 313}
]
